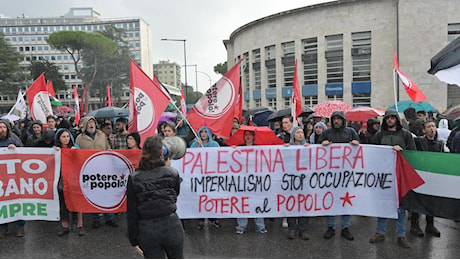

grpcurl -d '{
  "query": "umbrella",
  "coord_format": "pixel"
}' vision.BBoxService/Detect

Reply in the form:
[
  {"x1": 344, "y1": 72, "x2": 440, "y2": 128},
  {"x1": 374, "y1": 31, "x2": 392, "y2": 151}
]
[
  {"x1": 345, "y1": 107, "x2": 385, "y2": 122},
  {"x1": 50, "y1": 99, "x2": 63, "y2": 106},
  {"x1": 388, "y1": 100, "x2": 436, "y2": 113},
  {"x1": 87, "y1": 107, "x2": 129, "y2": 118},
  {"x1": 162, "y1": 111, "x2": 178, "y2": 119},
  {"x1": 245, "y1": 107, "x2": 274, "y2": 126},
  {"x1": 312, "y1": 101, "x2": 351, "y2": 118},
  {"x1": 1, "y1": 114, "x2": 20, "y2": 121},
  {"x1": 224, "y1": 125, "x2": 284, "y2": 146},
  {"x1": 440, "y1": 105, "x2": 460, "y2": 120},
  {"x1": 53, "y1": 106, "x2": 73, "y2": 116},
  {"x1": 299, "y1": 106, "x2": 315, "y2": 117},
  {"x1": 267, "y1": 107, "x2": 314, "y2": 122}
]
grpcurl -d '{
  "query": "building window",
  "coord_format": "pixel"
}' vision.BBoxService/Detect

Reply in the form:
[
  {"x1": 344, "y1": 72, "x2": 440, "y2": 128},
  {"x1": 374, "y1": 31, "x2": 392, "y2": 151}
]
[
  {"x1": 284, "y1": 97, "x2": 291, "y2": 107},
  {"x1": 304, "y1": 96, "x2": 318, "y2": 107},
  {"x1": 265, "y1": 45, "x2": 276, "y2": 89},
  {"x1": 254, "y1": 100, "x2": 261, "y2": 107},
  {"x1": 268, "y1": 98, "x2": 277, "y2": 110},
  {"x1": 448, "y1": 23, "x2": 460, "y2": 41},
  {"x1": 243, "y1": 52, "x2": 249, "y2": 91},
  {"x1": 325, "y1": 34, "x2": 343, "y2": 83},
  {"x1": 352, "y1": 93, "x2": 371, "y2": 107},
  {"x1": 352, "y1": 31, "x2": 371, "y2": 82},
  {"x1": 327, "y1": 94, "x2": 343, "y2": 101},
  {"x1": 252, "y1": 49, "x2": 261, "y2": 90},
  {"x1": 302, "y1": 37, "x2": 318, "y2": 85},
  {"x1": 282, "y1": 41, "x2": 295, "y2": 87}
]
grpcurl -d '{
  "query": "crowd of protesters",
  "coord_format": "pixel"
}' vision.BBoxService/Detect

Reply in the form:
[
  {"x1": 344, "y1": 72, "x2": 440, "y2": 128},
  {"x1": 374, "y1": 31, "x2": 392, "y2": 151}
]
[{"x1": 0, "y1": 105, "x2": 459, "y2": 255}]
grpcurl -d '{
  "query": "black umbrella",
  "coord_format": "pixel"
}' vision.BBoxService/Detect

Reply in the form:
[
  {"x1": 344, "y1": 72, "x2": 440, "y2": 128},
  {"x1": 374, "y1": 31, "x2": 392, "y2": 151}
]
[
  {"x1": 87, "y1": 107, "x2": 129, "y2": 118},
  {"x1": 267, "y1": 107, "x2": 315, "y2": 121}
]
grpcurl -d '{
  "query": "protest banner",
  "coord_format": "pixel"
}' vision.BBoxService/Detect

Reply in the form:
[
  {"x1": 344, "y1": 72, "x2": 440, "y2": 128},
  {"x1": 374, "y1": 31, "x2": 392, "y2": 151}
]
[
  {"x1": 61, "y1": 149, "x2": 141, "y2": 213},
  {"x1": 0, "y1": 148, "x2": 60, "y2": 224},
  {"x1": 172, "y1": 144, "x2": 411, "y2": 219}
]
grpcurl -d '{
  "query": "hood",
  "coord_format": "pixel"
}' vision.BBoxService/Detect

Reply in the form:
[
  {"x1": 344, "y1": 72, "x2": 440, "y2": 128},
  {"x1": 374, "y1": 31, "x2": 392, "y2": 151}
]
[
  {"x1": 81, "y1": 116, "x2": 98, "y2": 131},
  {"x1": 0, "y1": 119, "x2": 11, "y2": 138},
  {"x1": 313, "y1": 122, "x2": 327, "y2": 132},
  {"x1": 55, "y1": 128, "x2": 78, "y2": 148},
  {"x1": 366, "y1": 118, "x2": 380, "y2": 134},
  {"x1": 330, "y1": 110, "x2": 346, "y2": 129},
  {"x1": 29, "y1": 120, "x2": 43, "y2": 130},
  {"x1": 290, "y1": 126, "x2": 306, "y2": 145},
  {"x1": 41, "y1": 129, "x2": 55, "y2": 144},
  {"x1": 381, "y1": 109, "x2": 402, "y2": 131},
  {"x1": 403, "y1": 107, "x2": 417, "y2": 121},
  {"x1": 197, "y1": 126, "x2": 213, "y2": 141},
  {"x1": 438, "y1": 119, "x2": 449, "y2": 129}
]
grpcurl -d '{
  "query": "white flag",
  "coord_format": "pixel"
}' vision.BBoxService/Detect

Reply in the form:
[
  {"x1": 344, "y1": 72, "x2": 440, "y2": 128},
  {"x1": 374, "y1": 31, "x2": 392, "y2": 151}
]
[{"x1": 11, "y1": 90, "x2": 28, "y2": 119}]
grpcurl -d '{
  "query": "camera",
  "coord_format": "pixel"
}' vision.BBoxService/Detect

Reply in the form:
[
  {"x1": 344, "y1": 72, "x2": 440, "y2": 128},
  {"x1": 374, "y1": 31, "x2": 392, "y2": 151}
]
[{"x1": 162, "y1": 136, "x2": 187, "y2": 160}]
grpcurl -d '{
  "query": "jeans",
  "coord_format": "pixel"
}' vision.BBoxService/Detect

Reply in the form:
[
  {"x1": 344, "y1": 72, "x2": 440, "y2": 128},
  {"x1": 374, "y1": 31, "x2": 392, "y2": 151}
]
[
  {"x1": 0, "y1": 220, "x2": 25, "y2": 231},
  {"x1": 287, "y1": 217, "x2": 308, "y2": 231},
  {"x1": 376, "y1": 207, "x2": 406, "y2": 237},
  {"x1": 91, "y1": 213, "x2": 114, "y2": 222},
  {"x1": 236, "y1": 218, "x2": 265, "y2": 232},
  {"x1": 138, "y1": 213, "x2": 184, "y2": 259},
  {"x1": 326, "y1": 215, "x2": 350, "y2": 229}
]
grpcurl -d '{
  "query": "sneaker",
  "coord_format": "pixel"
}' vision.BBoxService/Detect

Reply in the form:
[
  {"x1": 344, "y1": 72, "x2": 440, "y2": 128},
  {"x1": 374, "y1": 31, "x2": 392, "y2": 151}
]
[
  {"x1": 397, "y1": 236, "x2": 411, "y2": 248},
  {"x1": 235, "y1": 229, "x2": 245, "y2": 234},
  {"x1": 77, "y1": 227, "x2": 86, "y2": 236},
  {"x1": 0, "y1": 229, "x2": 7, "y2": 238},
  {"x1": 341, "y1": 228, "x2": 354, "y2": 241},
  {"x1": 57, "y1": 227, "x2": 70, "y2": 236},
  {"x1": 369, "y1": 233, "x2": 385, "y2": 244},
  {"x1": 92, "y1": 220, "x2": 100, "y2": 229},
  {"x1": 288, "y1": 230, "x2": 296, "y2": 239},
  {"x1": 210, "y1": 220, "x2": 221, "y2": 228},
  {"x1": 425, "y1": 225, "x2": 441, "y2": 237},
  {"x1": 410, "y1": 223, "x2": 424, "y2": 237},
  {"x1": 323, "y1": 227, "x2": 335, "y2": 239},
  {"x1": 106, "y1": 220, "x2": 118, "y2": 227},
  {"x1": 16, "y1": 229, "x2": 25, "y2": 237},
  {"x1": 300, "y1": 231, "x2": 310, "y2": 240},
  {"x1": 197, "y1": 220, "x2": 205, "y2": 229},
  {"x1": 282, "y1": 218, "x2": 288, "y2": 228},
  {"x1": 258, "y1": 228, "x2": 268, "y2": 234}
]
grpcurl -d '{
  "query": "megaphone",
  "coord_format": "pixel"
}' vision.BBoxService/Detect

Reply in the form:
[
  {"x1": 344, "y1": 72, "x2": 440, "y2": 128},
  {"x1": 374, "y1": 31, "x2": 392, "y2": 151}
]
[{"x1": 162, "y1": 136, "x2": 187, "y2": 160}]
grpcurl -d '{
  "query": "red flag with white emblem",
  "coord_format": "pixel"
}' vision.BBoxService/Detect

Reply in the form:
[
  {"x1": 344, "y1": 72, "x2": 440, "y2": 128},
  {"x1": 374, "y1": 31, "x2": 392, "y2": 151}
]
[
  {"x1": 394, "y1": 51, "x2": 426, "y2": 102},
  {"x1": 26, "y1": 73, "x2": 53, "y2": 124},
  {"x1": 186, "y1": 59, "x2": 243, "y2": 138}
]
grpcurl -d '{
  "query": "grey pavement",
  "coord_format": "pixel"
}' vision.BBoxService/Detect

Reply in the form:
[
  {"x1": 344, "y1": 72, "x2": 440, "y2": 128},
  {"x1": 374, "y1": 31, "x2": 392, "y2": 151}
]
[{"x1": 1, "y1": 213, "x2": 460, "y2": 258}]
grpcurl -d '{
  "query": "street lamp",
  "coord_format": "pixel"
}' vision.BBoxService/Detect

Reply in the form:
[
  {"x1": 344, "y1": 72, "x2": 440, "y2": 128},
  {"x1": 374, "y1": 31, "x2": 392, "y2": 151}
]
[
  {"x1": 161, "y1": 38, "x2": 187, "y2": 102},
  {"x1": 197, "y1": 71, "x2": 214, "y2": 89},
  {"x1": 183, "y1": 64, "x2": 198, "y2": 92}
]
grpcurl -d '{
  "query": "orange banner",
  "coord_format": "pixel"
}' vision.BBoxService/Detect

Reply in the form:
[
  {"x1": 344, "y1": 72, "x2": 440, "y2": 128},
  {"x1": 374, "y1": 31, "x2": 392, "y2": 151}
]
[{"x1": 61, "y1": 149, "x2": 141, "y2": 213}]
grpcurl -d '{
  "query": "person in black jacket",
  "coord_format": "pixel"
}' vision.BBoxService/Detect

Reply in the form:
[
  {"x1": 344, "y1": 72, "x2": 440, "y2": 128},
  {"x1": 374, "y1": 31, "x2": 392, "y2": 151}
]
[{"x1": 126, "y1": 135, "x2": 184, "y2": 259}]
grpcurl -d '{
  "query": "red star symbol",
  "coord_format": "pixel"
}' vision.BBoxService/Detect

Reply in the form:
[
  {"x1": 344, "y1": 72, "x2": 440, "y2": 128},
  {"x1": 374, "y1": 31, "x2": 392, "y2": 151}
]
[
  {"x1": 120, "y1": 173, "x2": 126, "y2": 180},
  {"x1": 214, "y1": 104, "x2": 219, "y2": 110},
  {"x1": 339, "y1": 192, "x2": 356, "y2": 207}
]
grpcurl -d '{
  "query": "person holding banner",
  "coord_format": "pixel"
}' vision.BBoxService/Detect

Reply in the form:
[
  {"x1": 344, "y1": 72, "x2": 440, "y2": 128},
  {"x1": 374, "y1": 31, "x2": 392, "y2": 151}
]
[
  {"x1": 54, "y1": 128, "x2": 85, "y2": 237},
  {"x1": 235, "y1": 130, "x2": 268, "y2": 234},
  {"x1": 369, "y1": 109, "x2": 415, "y2": 248},
  {"x1": 0, "y1": 119, "x2": 25, "y2": 238},
  {"x1": 126, "y1": 135, "x2": 184, "y2": 258},
  {"x1": 285, "y1": 126, "x2": 310, "y2": 240},
  {"x1": 318, "y1": 110, "x2": 359, "y2": 241}
]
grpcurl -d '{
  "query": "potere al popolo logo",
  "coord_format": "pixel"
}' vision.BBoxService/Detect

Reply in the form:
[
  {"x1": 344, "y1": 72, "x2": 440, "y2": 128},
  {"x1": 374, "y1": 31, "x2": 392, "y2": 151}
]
[
  {"x1": 133, "y1": 88, "x2": 156, "y2": 134},
  {"x1": 80, "y1": 151, "x2": 134, "y2": 211},
  {"x1": 193, "y1": 77, "x2": 236, "y2": 119}
]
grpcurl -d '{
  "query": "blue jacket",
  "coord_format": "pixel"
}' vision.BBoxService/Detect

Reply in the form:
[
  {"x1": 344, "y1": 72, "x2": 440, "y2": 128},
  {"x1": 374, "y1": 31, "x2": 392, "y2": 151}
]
[{"x1": 190, "y1": 126, "x2": 220, "y2": 148}]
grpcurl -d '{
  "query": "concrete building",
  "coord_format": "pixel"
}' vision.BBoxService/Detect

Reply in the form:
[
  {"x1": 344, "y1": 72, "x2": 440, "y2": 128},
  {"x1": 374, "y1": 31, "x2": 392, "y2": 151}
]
[
  {"x1": 153, "y1": 60, "x2": 182, "y2": 89},
  {"x1": 0, "y1": 7, "x2": 153, "y2": 113},
  {"x1": 224, "y1": 0, "x2": 460, "y2": 112}
]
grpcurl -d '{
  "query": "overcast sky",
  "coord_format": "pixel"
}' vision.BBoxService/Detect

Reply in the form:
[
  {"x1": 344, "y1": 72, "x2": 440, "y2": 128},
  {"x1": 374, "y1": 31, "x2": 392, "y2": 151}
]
[{"x1": 1, "y1": 0, "x2": 331, "y2": 93}]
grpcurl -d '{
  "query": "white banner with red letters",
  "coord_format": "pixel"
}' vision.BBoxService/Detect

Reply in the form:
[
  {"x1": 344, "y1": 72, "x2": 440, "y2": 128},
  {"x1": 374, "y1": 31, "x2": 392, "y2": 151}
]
[
  {"x1": 0, "y1": 148, "x2": 60, "y2": 224},
  {"x1": 172, "y1": 144, "x2": 399, "y2": 219}
]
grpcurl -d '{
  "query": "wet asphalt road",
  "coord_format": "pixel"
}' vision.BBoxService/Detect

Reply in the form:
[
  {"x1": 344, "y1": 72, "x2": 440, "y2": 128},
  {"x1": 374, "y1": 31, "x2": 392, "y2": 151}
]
[{"x1": 1, "y1": 213, "x2": 460, "y2": 258}]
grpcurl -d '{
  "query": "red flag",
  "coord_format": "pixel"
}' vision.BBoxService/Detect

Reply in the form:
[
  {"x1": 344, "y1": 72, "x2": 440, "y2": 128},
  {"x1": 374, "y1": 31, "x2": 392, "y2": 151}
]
[
  {"x1": 236, "y1": 81, "x2": 244, "y2": 124},
  {"x1": 106, "y1": 83, "x2": 112, "y2": 107},
  {"x1": 393, "y1": 51, "x2": 426, "y2": 102},
  {"x1": 291, "y1": 59, "x2": 302, "y2": 126},
  {"x1": 180, "y1": 87, "x2": 186, "y2": 115},
  {"x1": 46, "y1": 80, "x2": 56, "y2": 98},
  {"x1": 395, "y1": 152, "x2": 425, "y2": 203},
  {"x1": 129, "y1": 60, "x2": 170, "y2": 146},
  {"x1": 186, "y1": 59, "x2": 243, "y2": 138},
  {"x1": 80, "y1": 87, "x2": 87, "y2": 116},
  {"x1": 73, "y1": 85, "x2": 81, "y2": 124},
  {"x1": 26, "y1": 73, "x2": 53, "y2": 124}
]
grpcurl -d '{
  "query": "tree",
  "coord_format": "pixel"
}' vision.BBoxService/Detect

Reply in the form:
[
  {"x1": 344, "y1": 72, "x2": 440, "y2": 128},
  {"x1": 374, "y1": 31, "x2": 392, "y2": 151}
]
[
  {"x1": 28, "y1": 60, "x2": 66, "y2": 92},
  {"x1": 47, "y1": 31, "x2": 118, "y2": 112},
  {"x1": 214, "y1": 61, "x2": 228, "y2": 75},
  {"x1": 0, "y1": 33, "x2": 28, "y2": 94}
]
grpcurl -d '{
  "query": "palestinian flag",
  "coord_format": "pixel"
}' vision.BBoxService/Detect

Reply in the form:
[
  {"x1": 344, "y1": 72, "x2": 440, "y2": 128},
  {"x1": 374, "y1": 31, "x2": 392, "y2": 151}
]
[
  {"x1": 401, "y1": 150, "x2": 460, "y2": 220},
  {"x1": 427, "y1": 37, "x2": 460, "y2": 87}
]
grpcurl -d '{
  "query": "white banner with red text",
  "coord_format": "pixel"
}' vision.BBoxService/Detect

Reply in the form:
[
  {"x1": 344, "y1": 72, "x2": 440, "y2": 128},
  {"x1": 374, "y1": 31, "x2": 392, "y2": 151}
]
[
  {"x1": 0, "y1": 148, "x2": 60, "y2": 224},
  {"x1": 172, "y1": 144, "x2": 399, "y2": 219}
]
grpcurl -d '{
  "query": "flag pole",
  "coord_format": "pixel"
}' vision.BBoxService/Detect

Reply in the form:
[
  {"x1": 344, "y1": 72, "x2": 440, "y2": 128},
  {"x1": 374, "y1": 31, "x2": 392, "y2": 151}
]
[
  {"x1": 393, "y1": 69, "x2": 399, "y2": 114},
  {"x1": 168, "y1": 100, "x2": 199, "y2": 140}
]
